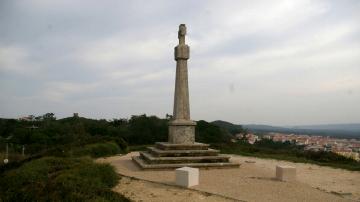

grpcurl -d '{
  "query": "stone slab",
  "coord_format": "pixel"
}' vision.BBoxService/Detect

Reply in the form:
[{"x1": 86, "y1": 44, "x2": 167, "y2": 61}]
[
  {"x1": 276, "y1": 165, "x2": 296, "y2": 182},
  {"x1": 155, "y1": 142, "x2": 209, "y2": 150},
  {"x1": 132, "y1": 156, "x2": 240, "y2": 170},
  {"x1": 176, "y1": 167, "x2": 199, "y2": 187},
  {"x1": 147, "y1": 147, "x2": 219, "y2": 157}
]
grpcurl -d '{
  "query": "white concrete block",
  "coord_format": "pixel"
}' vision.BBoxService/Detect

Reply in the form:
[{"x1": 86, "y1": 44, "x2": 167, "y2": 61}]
[
  {"x1": 175, "y1": 167, "x2": 199, "y2": 187},
  {"x1": 276, "y1": 165, "x2": 296, "y2": 182}
]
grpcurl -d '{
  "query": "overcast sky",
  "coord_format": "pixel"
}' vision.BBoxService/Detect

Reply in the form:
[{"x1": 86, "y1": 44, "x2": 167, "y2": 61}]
[{"x1": 0, "y1": 0, "x2": 359, "y2": 125}]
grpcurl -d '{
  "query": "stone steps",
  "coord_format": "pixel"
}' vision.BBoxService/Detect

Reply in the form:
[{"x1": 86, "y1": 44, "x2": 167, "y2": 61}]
[
  {"x1": 147, "y1": 146, "x2": 219, "y2": 157},
  {"x1": 133, "y1": 142, "x2": 240, "y2": 170},
  {"x1": 132, "y1": 156, "x2": 239, "y2": 170},
  {"x1": 140, "y1": 151, "x2": 230, "y2": 164}
]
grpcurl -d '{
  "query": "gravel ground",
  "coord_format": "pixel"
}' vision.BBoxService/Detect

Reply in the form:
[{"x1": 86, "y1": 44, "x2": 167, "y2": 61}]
[
  {"x1": 97, "y1": 152, "x2": 360, "y2": 202},
  {"x1": 113, "y1": 176, "x2": 239, "y2": 202}
]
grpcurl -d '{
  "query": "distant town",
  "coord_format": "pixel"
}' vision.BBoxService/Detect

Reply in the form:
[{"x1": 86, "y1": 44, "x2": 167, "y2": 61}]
[{"x1": 235, "y1": 133, "x2": 360, "y2": 161}]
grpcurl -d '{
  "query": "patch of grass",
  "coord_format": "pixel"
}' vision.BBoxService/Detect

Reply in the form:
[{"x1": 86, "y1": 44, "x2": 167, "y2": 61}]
[{"x1": 0, "y1": 157, "x2": 130, "y2": 202}]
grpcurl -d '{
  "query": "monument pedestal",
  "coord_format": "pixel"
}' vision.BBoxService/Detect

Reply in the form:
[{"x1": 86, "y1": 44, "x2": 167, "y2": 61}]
[{"x1": 168, "y1": 119, "x2": 196, "y2": 144}]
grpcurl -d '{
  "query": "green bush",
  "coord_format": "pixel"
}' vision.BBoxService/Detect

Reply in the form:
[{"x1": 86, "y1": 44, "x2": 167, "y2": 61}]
[
  {"x1": 196, "y1": 120, "x2": 232, "y2": 143},
  {"x1": 72, "y1": 142, "x2": 121, "y2": 158},
  {"x1": 0, "y1": 141, "x2": 124, "y2": 174},
  {"x1": 79, "y1": 136, "x2": 129, "y2": 153},
  {"x1": 0, "y1": 157, "x2": 129, "y2": 201}
]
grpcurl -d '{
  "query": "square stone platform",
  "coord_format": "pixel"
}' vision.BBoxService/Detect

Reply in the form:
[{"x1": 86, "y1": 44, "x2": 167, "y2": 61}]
[{"x1": 132, "y1": 142, "x2": 239, "y2": 170}]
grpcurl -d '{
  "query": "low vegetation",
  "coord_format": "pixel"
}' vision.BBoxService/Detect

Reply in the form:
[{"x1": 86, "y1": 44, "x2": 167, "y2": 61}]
[
  {"x1": 72, "y1": 142, "x2": 122, "y2": 158},
  {"x1": 0, "y1": 157, "x2": 130, "y2": 201}
]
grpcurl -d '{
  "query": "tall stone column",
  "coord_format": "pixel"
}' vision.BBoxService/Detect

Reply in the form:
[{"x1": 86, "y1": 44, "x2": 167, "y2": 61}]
[
  {"x1": 131, "y1": 24, "x2": 240, "y2": 170},
  {"x1": 168, "y1": 24, "x2": 196, "y2": 144}
]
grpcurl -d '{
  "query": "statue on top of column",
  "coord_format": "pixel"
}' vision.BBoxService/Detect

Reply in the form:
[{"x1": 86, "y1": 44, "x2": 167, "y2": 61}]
[
  {"x1": 178, "y1": 24, "x2": 186, "y2": 45},
  {"x1": 175, "y1": 24, "x2": 189, "y2": 60}
]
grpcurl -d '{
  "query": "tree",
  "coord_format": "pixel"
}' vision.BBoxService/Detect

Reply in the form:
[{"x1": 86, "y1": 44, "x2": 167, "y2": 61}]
[
  {"x1": 195, "y1": 120, "x2": 231, "y2": 143},
  {"x1": 42, "y1": 113, "x2": 56, "y2": 121},
  {"x1": 28, "y1": 115, "x2": 35, "y2": 121},
  {"x1": 165, "y1": 114, "x2": 173, "y2": 120}
]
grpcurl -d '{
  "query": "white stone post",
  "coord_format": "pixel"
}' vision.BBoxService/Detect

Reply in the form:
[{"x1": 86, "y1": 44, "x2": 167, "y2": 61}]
[
  {"x1": 175, "y1": 167, "x2": 199, "y2": 187},
  {"x1": 276, "y1": 165, "x2": 296, "y2": 181}
]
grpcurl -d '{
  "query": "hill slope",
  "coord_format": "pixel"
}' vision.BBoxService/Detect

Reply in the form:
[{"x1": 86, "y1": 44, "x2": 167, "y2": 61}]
[{"x1": 212, "y1": 120, "x2": 360, "y2": 138}]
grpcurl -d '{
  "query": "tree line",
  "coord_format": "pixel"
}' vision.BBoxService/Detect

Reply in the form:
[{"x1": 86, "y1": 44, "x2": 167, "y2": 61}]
[{"x1": 0, "y1": 113, "x2": 233, "y2": 155}]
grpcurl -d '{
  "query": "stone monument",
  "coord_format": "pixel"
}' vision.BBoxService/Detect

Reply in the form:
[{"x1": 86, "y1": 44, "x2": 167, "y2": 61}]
[
  {"x1": 168, "y1": 24, "x2": 196, "y2": 144},
  {"x1": 132, "y1": 24, "x2": 239, "y2": 169}
]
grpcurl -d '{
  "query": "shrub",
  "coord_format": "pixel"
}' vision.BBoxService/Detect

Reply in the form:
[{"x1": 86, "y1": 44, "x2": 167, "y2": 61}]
[
  {"x1": 72, "y1": 142, "x2": 121, "y2": 158},
  {"x1": 196, "y1": 120, "x2": 232, "y2": 143},
  {"x1": 0, "y1": 157, "x2": 129, "y2": 201}
]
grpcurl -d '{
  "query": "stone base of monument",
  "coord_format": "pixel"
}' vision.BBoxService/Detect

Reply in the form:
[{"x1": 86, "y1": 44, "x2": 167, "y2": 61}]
[{"x1": 132, "y1": 142, "x2": 239, "y2": 170}]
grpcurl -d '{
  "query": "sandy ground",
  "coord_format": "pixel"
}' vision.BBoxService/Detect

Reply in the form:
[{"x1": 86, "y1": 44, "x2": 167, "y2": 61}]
[
  {"x1": 97, "y1": 152, "x2": 360, "y2": 202},
  {"x1": 114, "y1": 176, "x2": 239, "y2": 202}
]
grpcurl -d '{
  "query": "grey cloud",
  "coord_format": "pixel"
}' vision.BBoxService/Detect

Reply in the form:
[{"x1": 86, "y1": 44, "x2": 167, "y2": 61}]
[{"x1": 0, "y1": 0, "x2": 359, "y2": 125}]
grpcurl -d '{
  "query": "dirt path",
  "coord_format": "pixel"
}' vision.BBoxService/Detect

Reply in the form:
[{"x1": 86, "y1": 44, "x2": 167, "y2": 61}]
[
  {"x1": 237, "y1": 155, "x2": 360, "y2": 201},
  {"x1": 97, "y1": 152, "x2": 360, "y2": 202},
  {"x1": 114, "y1": 176, "x2": 240, "y2": 202}
]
